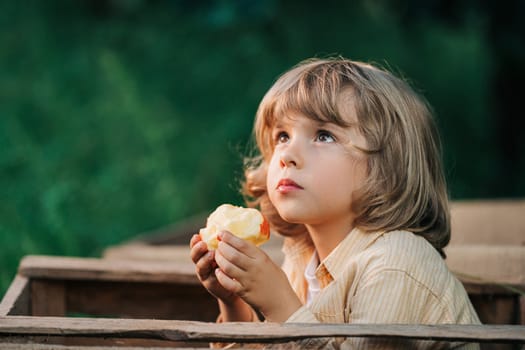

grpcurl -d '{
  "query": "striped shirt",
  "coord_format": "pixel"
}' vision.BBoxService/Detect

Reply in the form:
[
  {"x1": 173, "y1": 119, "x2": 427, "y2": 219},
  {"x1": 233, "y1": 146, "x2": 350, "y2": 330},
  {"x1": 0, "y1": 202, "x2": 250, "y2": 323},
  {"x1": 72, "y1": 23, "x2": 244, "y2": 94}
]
[{"x1": 281, "y1": 228, "x2": 481, "y2": 349}]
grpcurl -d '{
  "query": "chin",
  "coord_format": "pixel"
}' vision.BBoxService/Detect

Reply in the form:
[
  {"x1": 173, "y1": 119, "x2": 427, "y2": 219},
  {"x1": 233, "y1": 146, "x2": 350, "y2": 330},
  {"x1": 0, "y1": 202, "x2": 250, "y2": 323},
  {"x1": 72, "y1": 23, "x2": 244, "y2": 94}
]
[{"x1": 277, "y1": 210, "x2": 308, "y2": 225}]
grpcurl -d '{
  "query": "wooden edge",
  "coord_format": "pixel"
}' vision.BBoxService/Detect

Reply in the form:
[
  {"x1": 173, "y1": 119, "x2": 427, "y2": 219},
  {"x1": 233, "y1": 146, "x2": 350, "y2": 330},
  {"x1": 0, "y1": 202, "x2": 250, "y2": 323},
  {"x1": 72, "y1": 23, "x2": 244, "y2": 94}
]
[
  {"x1": 103, "y1": 244, "x2": 193, "y2": 263},
  {"x1": 18, "y1": 255, "x2": 199, "y2": 285},
  {"x1": 461, "y1": 281, "x2": 525, "y2": 296},
  {"x1": 0, "y1": 344, "x2": 188, "y2": 350},
  {"x1": 0, "y1": 276, "x2": 30, "y2": 316},
  {"x1": 0, "y1": 316, "x2": 524, "y2": 344},
  {"x1": 0, "y1": 336, "x2": 204, "y2": 350}
]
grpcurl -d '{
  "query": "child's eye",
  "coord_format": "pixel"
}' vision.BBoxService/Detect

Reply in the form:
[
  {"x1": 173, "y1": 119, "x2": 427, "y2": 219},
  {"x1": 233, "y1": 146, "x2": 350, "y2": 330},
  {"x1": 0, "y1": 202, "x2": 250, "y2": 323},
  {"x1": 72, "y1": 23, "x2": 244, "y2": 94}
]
[
  {"x1": 316, "y1": 130, "x2": 336, "y2": 143},
  {"x1": 275, "y1": 131, "x2": 289, "y2": 144}
]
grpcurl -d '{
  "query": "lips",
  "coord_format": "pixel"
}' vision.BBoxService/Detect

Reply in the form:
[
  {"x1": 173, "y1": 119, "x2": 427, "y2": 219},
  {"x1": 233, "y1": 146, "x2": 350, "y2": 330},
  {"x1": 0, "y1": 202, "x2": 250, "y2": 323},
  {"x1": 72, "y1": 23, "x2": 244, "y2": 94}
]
[{"x1": 276, "y1": 178, "x2": 303, "y2": 193}]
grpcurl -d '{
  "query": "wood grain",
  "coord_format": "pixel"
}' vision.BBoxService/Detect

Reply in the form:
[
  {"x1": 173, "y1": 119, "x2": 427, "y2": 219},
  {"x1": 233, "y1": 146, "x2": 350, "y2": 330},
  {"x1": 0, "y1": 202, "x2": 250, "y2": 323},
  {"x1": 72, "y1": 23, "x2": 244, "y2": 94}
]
[
  {"x1": 0, "y1": 317, "x2": 524, "y2": 344},
  {"x1": 449, "y1": 200, "x2": 525, "y2": 245},
  {"x1": 18, "y1": 256, "x2": 198, "y2": 285},
  {"x1": 31, "y1": 280, "x2": 65, "y2": 317},
  {"x1": 0, "y1": 276, "x2": 30, "y2": 316}
]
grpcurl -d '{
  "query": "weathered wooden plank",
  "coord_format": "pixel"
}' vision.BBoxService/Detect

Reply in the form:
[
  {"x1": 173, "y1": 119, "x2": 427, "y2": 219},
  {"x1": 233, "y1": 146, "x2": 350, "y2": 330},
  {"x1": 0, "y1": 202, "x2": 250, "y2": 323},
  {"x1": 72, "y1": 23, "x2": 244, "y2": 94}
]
[
  {"x1": 31, "y1": 280, "x2": 66, "y2": 317},
  {"x1": 64, "y1": 280, "x2": 218, "y2": 321},
  {"x1": 0, "y1": 317, "x2": 524, "y2": 344},
  {"x1": 0, "y1": 335, "x2": 203, "y2": 349},
  {"x1": 449, "y1": 200, "x2": 525, "y2": 245},
  {"x1": 18, "y1": 256, "x2": 198, "y2": 285},
  {"x1": 469, "y1": 294, "x2": 519, "y2": 325},
  {"x1": 0, "y1": 276, "x2": 30, "y2": 316},
  {"x1": 462, "y1": 282, "x2": 525, "y2": 296},
  {"x1": 446, "y1": 245, "x2": 525, "y2": 288},
  {"x1": 0, "y1": 344, "x2": 191, "y2": 350},
  {"x1": 103, "y1": 244, "x2": 195, "y2": 264}
]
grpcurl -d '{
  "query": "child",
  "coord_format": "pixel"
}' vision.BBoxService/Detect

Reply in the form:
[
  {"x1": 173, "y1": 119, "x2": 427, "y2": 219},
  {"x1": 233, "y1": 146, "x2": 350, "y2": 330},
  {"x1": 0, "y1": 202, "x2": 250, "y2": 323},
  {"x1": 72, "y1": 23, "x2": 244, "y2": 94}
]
[{"x1": 190, "y1": 57, "x2": 480, "y2": 348}]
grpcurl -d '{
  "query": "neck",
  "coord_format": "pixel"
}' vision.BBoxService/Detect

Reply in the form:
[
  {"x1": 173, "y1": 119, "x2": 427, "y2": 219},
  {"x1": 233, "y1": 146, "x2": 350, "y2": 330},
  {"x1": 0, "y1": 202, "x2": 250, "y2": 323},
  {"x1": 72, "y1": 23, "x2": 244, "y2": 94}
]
[{"x1": 305, "y1": 216, "x2": 355, "y2": 261}]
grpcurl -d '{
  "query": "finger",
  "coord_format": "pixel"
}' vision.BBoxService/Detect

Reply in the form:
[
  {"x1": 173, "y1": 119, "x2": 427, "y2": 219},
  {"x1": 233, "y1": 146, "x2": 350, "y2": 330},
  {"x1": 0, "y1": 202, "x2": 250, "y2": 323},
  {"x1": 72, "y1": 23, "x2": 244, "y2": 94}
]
[
  {"x1": 216, "y1": 240, "x2": 252, "y2": 271},
  {"x1": 190, "y1": 233, "x2": 202, "y2": 248},
  {"x1": 218, "y1": 231, "x2": 258, "y2": 258},
  {"x1": 215, "y1": 268, "x2": 242, "y2": 294},
  {"x1": 190, "y1": 240, "x2": 209, "y2": 264},
  {"x1": 195, "y1": 250, "x2": 216, "y2": 279},
  {"x1": 215, "y1": 247, "x2": 246, "y2": 278}
]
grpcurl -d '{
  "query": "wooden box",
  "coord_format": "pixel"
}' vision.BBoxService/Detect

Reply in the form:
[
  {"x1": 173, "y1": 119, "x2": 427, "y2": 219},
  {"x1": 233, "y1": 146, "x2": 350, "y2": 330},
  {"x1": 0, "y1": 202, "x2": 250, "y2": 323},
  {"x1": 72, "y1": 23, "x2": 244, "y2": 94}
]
[
  {"x1": 0, "y1": 254, "x2": 221, "y2": 348},
  {"x1": 0, "y1": 254, "x2": 523, "y2": 349},
  {"x1": 445, "y1": 200, "x2": 525, "y2": 326},
  {"x1": 1, "y1": 200, "x2": 524, "y2": 348}
]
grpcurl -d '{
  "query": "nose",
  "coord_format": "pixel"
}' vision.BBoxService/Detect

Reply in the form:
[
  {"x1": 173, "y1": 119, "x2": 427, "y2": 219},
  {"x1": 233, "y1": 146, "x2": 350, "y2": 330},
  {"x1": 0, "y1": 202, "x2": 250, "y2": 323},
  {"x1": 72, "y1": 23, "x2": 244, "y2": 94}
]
[
  {"x1": 279, "y1": 152, "x2": 297, "y2": 168},
  {"x1": 279, "y1": 141, "x2": 303, "y2": 169}
]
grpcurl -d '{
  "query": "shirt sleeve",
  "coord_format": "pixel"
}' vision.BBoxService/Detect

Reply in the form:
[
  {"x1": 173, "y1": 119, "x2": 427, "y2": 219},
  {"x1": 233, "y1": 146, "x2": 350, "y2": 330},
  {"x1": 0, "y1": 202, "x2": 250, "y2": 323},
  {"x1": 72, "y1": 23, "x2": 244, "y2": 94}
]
[
  {"x1": 350, "y1": 268, "x2": 440, "y2": 323},
  {"x1": 282, "y1": 269, "x2": 479, "y2": 350},
  {"x1": 285, "y1": 269, "x2": 439, "y2": 324},
  {"x1": 343, "y1": 269, "x2": 479, "y2": 349}
]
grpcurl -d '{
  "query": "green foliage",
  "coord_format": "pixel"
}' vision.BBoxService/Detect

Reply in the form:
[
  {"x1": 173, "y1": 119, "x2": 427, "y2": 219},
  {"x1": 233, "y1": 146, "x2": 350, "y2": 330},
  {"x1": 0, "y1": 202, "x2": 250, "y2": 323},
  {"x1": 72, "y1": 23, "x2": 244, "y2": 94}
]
[{"x1": 0, "y1": 0, "x2": 522, "y2": 295}]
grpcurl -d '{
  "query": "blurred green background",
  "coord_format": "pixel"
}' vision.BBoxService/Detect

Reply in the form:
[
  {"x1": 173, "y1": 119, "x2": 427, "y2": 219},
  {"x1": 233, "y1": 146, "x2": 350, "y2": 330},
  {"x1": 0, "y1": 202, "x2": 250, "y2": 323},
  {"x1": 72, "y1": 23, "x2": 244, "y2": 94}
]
[{"x1": 1, "y1": 0, "x2": 524, "y2": 296}]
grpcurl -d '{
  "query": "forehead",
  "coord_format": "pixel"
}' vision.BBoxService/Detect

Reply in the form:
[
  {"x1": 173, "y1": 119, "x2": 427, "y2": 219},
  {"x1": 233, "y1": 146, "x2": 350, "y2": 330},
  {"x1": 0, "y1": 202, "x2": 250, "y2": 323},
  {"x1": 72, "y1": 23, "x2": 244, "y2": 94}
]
[
  {"x1": 273, "y1": 111, "x2": 327, "y2": 128},
  {"x1": 268, "y1": 86, "x2": 359, "y2": 129}
]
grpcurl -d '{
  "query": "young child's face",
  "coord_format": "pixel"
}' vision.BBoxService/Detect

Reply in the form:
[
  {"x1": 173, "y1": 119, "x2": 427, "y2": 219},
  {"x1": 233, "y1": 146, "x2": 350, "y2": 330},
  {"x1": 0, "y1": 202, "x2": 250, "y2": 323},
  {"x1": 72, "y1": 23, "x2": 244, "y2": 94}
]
[{"x1": 266, "y1": 110, "x2": 368, "y2": 228}]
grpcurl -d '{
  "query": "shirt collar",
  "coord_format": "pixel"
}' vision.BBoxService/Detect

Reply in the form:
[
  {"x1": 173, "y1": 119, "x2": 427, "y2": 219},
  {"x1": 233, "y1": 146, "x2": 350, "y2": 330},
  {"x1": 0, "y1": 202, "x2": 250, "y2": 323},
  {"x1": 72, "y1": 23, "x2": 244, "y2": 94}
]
[
  {"x1": 280, "y1": 227, "x2": 386, "y2": 289},
  {"x1": 317, "y1": 228, "x2": 386, "y2": 286}
]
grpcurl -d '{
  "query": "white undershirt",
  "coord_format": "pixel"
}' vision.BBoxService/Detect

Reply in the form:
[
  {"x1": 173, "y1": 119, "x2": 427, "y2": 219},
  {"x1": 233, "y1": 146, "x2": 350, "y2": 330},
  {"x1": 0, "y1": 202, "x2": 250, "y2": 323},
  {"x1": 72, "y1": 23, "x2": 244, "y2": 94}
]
[{"x1": 304, "y1": 251, "x2": 321, "y2": 306}]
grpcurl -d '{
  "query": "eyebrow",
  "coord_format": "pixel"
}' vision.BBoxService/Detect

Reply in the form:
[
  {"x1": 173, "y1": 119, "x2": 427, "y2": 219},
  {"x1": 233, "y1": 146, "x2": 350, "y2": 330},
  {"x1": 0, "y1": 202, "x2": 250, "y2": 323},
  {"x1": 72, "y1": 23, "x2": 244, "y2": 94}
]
[
  {"x1": 315, "y1": 121, "x2": 332, "y2": 127},
  {"x1": 273, "y1": 119, "x2": 292, "y2": 129},
  {"x1": 315, "y1": 120, "x2": 348, "y2": 132},
  {"x1": 273, "y1": 118, "x2": 346, "y2": 131}
]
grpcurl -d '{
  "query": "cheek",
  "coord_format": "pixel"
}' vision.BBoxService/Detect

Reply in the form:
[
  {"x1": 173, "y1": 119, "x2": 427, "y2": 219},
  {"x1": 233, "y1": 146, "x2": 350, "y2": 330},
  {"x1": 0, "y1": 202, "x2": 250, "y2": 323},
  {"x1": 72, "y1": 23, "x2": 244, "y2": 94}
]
[
  {"x1": 327, "y1": 157, "x2": 367, "y2": 194},
  {"x1": 349, "y1": 158, "x2": 368, "y2": 191},
  {"x1": 266, "y1": 156, "x2": 279, "y2": 189}
]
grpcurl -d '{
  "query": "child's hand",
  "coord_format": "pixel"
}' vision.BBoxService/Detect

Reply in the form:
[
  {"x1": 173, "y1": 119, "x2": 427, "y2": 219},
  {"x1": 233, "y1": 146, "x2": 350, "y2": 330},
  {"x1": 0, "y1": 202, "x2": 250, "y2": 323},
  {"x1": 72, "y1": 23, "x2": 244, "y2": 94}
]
[
  {"x1": 214, "y1": 230, "x2": 302, "y2": 322},
  {"x1": 190, "y1": 233, "x2": 238, "y2": 304}
]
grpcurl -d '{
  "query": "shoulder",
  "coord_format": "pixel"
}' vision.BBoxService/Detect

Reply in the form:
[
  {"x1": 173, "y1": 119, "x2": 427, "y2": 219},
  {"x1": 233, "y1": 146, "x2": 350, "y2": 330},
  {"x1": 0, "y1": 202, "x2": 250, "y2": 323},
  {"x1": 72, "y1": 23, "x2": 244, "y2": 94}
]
[
  {"x1": 326, "y1": 229, "x2": 443, "y2": 279},
  {"x1": 350, "y1": 230, "x2": 480, "y2": 324},
  {"x1": 362, "y1": 230, "x2": 452, "y2": 292},
  {"x1": 371, "y1": 230, "x2": 443, "y2": 266}
]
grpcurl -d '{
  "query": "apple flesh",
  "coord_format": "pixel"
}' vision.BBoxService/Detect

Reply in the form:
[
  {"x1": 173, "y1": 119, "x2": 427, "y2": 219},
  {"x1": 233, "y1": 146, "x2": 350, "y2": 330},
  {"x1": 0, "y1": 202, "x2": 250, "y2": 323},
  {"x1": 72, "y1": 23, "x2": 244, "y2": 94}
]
[{"x1": 199, "y1": 204, "x2": 270, "y2": 250}]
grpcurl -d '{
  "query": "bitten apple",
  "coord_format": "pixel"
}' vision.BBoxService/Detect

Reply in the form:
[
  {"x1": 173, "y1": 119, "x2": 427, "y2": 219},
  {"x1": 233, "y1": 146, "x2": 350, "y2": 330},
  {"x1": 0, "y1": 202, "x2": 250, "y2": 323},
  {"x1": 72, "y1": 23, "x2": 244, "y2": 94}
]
[{"x1": 199, "y1": 204, "x2": 270, "y2": 250}]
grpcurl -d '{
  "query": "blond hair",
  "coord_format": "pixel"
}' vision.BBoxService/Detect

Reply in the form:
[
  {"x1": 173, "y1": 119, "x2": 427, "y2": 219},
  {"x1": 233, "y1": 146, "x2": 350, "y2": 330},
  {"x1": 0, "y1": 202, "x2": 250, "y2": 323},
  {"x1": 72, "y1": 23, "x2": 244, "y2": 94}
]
[{"x1": 242, "y1": 57, "x2": 450, "y2": 257}]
